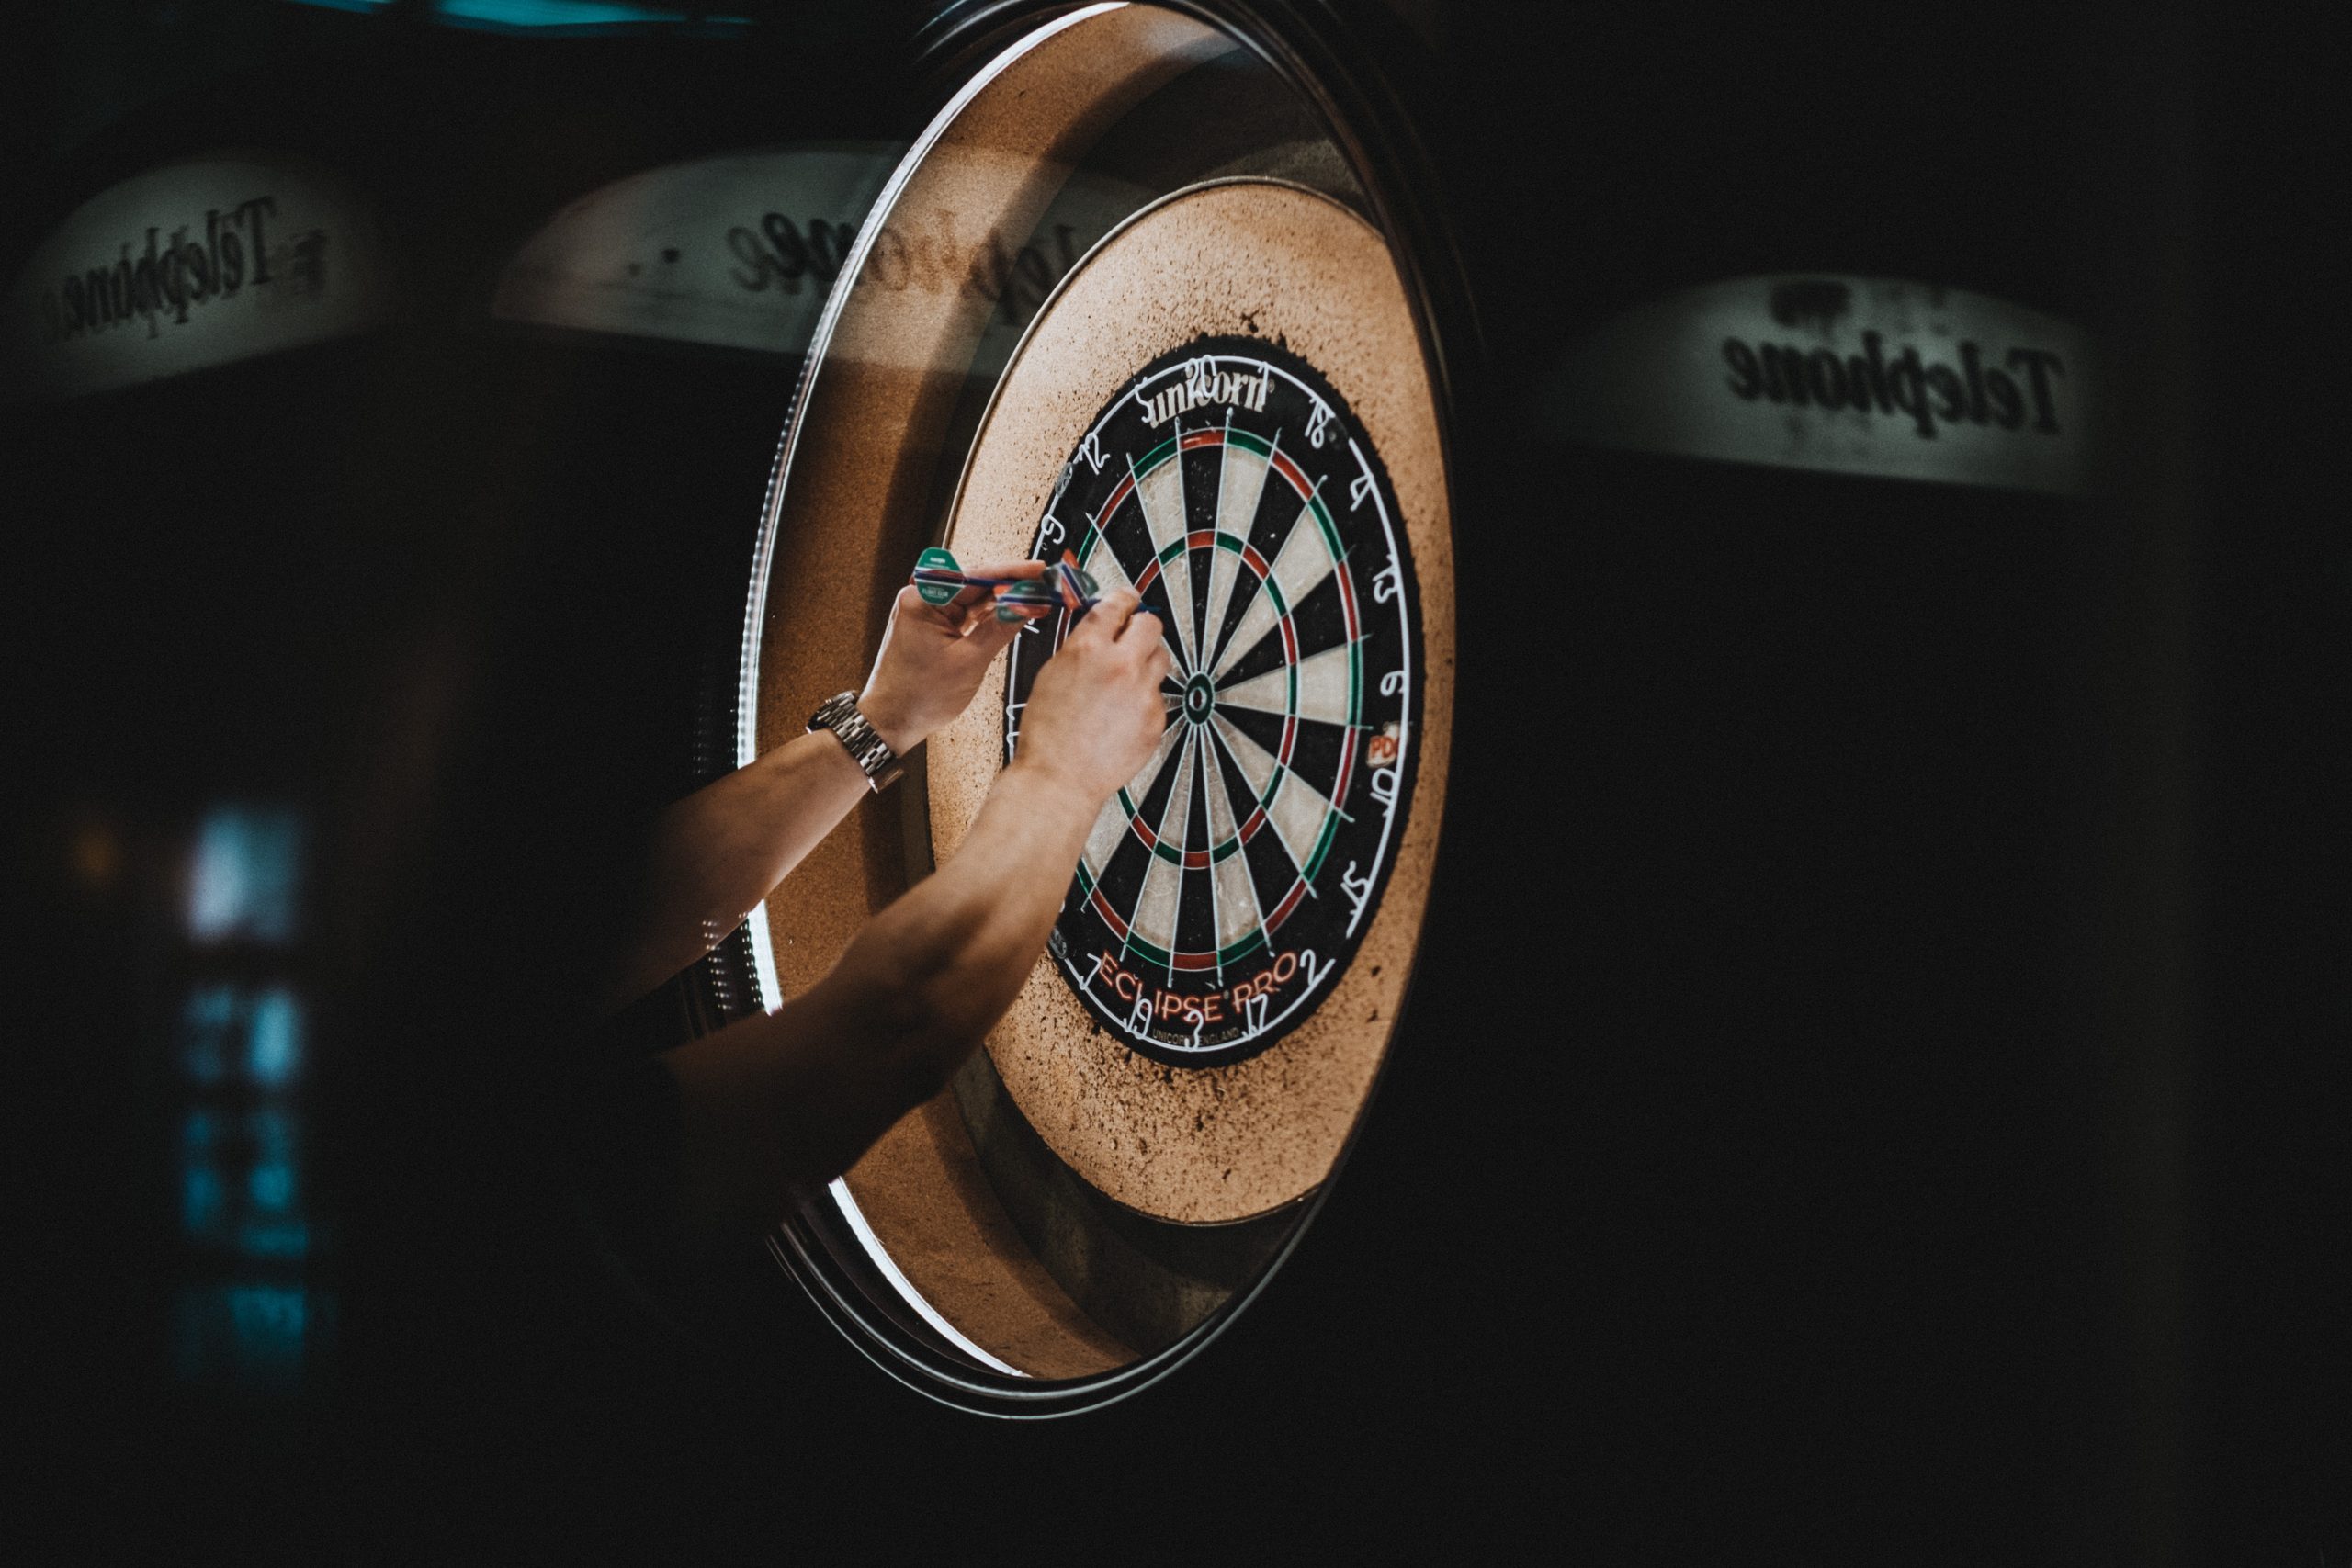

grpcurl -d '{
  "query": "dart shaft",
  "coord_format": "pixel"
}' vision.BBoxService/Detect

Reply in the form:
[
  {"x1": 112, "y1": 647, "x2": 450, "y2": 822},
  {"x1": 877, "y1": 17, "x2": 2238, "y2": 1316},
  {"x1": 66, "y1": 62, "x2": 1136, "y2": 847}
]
[
  {"x1": 998, "y1": 597, "x2": 1103, "y2": 620},
  {"x1": 910, "y1": 569, "x2": 1034, "y2": 591}
]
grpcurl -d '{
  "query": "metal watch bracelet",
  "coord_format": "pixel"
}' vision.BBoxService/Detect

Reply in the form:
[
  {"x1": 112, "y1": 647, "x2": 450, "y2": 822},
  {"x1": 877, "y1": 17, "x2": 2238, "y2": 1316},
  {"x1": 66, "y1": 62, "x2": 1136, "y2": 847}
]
[{"x1": 808, "y1": 690, "x2": 904, "y2": 792}]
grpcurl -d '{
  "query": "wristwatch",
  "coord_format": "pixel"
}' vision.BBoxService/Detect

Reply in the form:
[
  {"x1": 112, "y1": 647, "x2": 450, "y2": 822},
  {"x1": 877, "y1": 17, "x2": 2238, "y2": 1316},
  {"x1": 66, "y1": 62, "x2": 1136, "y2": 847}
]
[{"x1": 808, "y1": 690, "x2": 905, "y2": 792}]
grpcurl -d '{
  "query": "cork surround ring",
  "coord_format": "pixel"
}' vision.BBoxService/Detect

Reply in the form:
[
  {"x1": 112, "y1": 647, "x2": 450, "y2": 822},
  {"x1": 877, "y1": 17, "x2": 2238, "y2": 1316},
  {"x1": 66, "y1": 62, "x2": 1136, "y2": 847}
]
[{"x1": 720, "y1": 2, "x2": 1458, "y2": 1415}]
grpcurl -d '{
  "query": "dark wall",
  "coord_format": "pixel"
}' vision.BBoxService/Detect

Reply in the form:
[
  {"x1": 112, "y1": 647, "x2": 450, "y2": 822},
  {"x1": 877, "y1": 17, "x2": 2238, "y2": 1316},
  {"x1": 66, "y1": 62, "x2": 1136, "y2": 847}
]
[{"x1": 4, "y1": 3, "x2": 2341, "y2": 1562}]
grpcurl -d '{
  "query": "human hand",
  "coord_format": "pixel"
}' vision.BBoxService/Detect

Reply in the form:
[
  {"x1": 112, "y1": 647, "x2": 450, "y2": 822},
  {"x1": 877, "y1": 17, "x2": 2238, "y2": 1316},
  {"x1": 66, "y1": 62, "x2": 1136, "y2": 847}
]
[
  {"x1": 859, "y1": 559, "x2": 1053, "y2": 752},
  {"x1": 1010, "y1": 587, "x2": 1170, "y2": 807}
]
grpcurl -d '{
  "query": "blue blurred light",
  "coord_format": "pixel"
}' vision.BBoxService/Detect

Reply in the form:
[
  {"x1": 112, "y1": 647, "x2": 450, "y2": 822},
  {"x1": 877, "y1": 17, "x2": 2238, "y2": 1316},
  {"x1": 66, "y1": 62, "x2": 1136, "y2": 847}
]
[
  {"x1": 181, "y1": 1161, "x2": 226, "y2": 1241},
  {"x1": 278, "y1": 0, "x2": 752, "y2": 32},
  {"x1": 178, "y1": 985, "x2": 239, "y2": 1083},
  {"x1": 433, "y1": 0, "x2": 750, "y2": 33},
  {"x1": 175, "y1": 1284, "x2": 311, "y2": 1389},
  {"x1": 246, "y1": 987, "x2": 304, "y2": 1086},
  {"x1": 243, "y1": 1109, "x2": 298, "y2": 1212},
  {"x1": 248, "y1": 1156, "x2": 296, "y2": 1213},
  {"x1": 180, "y1": 1111, "x2": 226, "y2": 1240},
  {"x1": 187, "y1": 807, "x2": 306, "y2": 945},
  {"x1": 238, "y1": 1221, "x2": 312, "y2": 1258},
  {"x1": 180, "y1": 1109, "x2": 220, "y2": 1153}
]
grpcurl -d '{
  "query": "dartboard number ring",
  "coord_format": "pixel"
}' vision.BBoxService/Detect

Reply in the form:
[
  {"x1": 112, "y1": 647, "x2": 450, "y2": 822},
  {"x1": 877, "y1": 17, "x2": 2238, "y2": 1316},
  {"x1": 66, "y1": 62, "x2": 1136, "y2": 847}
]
[{"x1": 1006, "y1": 336, "x2": 1422, "y2": 1067}]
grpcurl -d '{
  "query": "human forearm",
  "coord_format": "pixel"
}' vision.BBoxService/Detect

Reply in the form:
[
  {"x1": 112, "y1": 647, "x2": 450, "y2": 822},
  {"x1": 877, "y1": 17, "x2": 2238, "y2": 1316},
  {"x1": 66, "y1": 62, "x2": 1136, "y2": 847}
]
[
  {"x1": 652, "y1": 761, "x2": 1102, "y2": 1245},
  {"x1": 607, "y1": 573, "x2": 1044, "y2": 1010},
  {"x1": 607, "y1": 728, "x2": 869, "y2": 1007},
  {"x1": 648, "y1": 586, "x2": 1167, "y2": 1247},
  {"x1": 839, "y1": 760, "x2": 1099, "y2": 1049}
]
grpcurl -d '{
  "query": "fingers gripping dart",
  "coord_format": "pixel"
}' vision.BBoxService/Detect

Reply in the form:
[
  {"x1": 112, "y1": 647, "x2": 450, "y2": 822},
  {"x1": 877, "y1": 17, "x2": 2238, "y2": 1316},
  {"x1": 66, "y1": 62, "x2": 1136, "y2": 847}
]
[{"x1": 910, "y1": 546, "x2": 1102, "y2": 623}]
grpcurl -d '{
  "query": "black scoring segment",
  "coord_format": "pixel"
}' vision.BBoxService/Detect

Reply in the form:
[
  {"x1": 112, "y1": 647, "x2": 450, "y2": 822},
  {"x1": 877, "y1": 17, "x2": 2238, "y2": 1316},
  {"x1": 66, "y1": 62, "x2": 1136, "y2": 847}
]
[
  {"x1": 1218, "y1": 703, "x2": 1289, "y2": 764},
  {"x1": 1098, "y1": 491, "x2": 1158, "y2": 587},
  {"x1": 1218, "y1": 572, "x2": 1351, "y2": 694},
  {"x1": 1244, "y1": 459, "x2": 1309, "y2": 563},
  {"x1": 1131, "y1": 734, "x2": 1186, "y2": 840},
  {"x1": 1281, "y1": 572, "x2": 1352, "y2": 660},
  {"x1": 1204, "y1": 464, "x2": 1308, "y2": 671},
  {"x1": 1174, "y1": 751, "x2": 1219, "y2": 959},
  {"x1": 1091, "y1": 819, "x2": 1155, "y2": 934},
  {"x1": 1280, "y1": 714, "x2": 1351, "y2": 794},
  {"x1": 1206, "y1": 563, "x2": 1268, "y2": 677},
  {"x1": 1179, "y1": 441, "x2": 1226, "y2": 655}
]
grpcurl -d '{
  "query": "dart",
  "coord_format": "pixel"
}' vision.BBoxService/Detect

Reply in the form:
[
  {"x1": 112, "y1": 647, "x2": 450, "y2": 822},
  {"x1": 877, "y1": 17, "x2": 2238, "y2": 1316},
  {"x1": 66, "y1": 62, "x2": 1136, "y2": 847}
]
[
  {"x1": 991, "y1": 577, "x2": 1069, "y2": 622},
  {"x1": 999, "y1": 554, "x2": 1105, "y2": 621},
  {"x1": 912, "y1": 546, "x2": 1109, "y2": 622},
  {"x1": 1048, "y1": 551, "x2": 1099, "y2": 611},
  {"x1": 910, "y1": 546, "x2": 1036, "y2": 606}
]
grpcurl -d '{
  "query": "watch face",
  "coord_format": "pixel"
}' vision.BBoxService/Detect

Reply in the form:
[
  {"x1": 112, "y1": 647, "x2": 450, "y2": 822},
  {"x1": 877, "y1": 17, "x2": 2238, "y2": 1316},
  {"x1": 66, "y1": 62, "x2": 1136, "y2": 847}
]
[{"x1": 1005, "y1": 336, "x2": 1422, "y2": 1066}]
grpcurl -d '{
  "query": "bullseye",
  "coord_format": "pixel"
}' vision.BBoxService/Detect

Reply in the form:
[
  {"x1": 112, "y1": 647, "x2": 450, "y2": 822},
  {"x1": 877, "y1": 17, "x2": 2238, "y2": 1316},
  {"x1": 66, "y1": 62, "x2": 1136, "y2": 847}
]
[{"x1": 1182, "y1": 673, "x2": 1216, "y2": 723}]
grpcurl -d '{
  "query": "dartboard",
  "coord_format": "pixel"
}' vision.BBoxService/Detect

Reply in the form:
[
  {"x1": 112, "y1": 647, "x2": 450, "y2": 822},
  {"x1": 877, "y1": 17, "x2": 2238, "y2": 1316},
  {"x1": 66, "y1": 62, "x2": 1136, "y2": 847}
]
[
  {"x1": 1004, "y1": 337, "x2": 1421, "y2": 1066},
  {"x1": 740, "y1": 30, "x2": 1460, "y2": 1385}
]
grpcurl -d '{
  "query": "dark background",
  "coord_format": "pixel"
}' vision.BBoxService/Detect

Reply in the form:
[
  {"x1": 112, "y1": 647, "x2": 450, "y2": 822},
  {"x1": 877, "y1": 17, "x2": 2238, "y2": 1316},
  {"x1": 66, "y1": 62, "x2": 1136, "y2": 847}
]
[{"x1": 2, "y1": 1, "x2": 2341, "y2": 1561}]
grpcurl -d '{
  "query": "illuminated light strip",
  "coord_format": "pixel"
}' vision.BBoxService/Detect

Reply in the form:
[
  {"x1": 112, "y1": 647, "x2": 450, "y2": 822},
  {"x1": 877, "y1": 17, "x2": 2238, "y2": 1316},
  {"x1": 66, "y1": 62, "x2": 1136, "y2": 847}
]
[
  {"x1": 745, "y1": 903, "x2": 785, "y2": 1019},
  {"x1": 828, "y1": 1179, "x2": 1029, "y2": 1378}
]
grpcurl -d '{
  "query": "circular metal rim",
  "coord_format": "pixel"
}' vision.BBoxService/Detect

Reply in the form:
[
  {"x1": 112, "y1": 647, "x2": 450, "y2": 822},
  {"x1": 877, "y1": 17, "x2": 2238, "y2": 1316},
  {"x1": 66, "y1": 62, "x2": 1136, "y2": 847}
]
[{"x1": 729, "y1": 0, "x2": 1475, "y2": 1417}]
